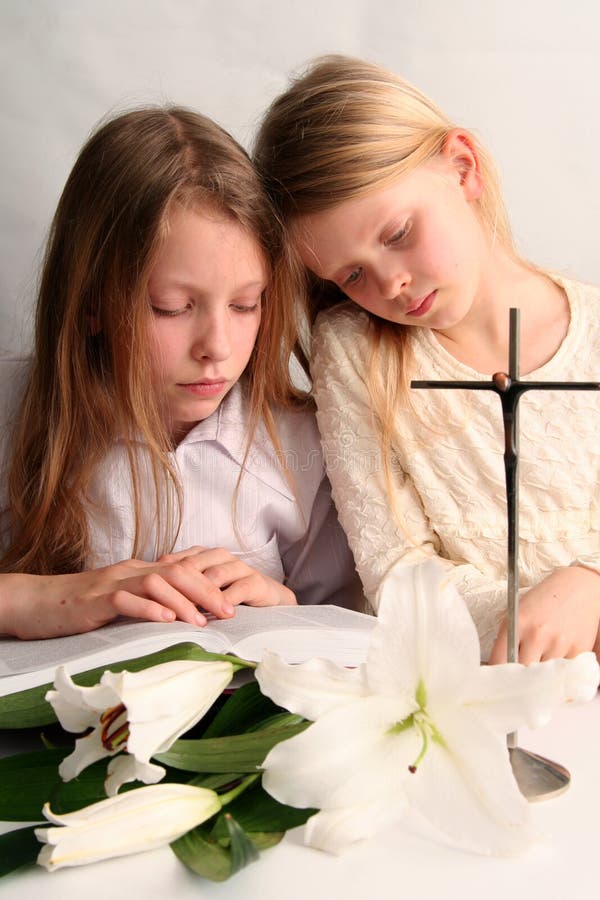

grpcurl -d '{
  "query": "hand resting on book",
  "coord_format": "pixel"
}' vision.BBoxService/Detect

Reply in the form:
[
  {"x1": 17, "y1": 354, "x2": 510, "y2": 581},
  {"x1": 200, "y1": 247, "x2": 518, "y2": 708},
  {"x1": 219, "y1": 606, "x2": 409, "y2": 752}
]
[{"x1": 0, "y1": 547, "x2": 296, "y2": 641}]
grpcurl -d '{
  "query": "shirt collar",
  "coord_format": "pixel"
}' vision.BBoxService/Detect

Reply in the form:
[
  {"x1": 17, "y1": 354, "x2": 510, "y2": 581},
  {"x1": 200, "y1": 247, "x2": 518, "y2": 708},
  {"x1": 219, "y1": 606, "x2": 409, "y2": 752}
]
[{"x1": 177, "y1": 381, "x2": 295, "y2": 502}]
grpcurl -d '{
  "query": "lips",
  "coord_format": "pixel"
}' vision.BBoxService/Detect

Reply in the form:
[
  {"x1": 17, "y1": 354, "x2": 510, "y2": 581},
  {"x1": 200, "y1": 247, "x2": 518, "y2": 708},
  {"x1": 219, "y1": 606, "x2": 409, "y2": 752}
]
[
  {"x1": 178, "y1": 379, "x2": 227, "y2": 397},
  {"x1": 405, "y1": 290, "x2": 437, "y2": 318}
]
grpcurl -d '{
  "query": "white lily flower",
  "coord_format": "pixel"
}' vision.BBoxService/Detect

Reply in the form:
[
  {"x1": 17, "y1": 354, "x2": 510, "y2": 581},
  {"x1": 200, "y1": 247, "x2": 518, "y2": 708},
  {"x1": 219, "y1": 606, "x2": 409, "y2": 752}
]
[
  {"x1": 257, "y1": 560, "x2": 599, "y2": 857},
  {"x1": 46, "y1": 659, "x2": 233, "y2": 795},
  {"x1": 35, "y1": 782, "x2": 221, "y2": 870}
]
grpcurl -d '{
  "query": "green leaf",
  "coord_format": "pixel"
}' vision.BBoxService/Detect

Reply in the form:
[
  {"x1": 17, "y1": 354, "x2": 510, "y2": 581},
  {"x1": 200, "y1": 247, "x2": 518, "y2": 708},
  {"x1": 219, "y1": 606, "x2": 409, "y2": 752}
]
[
  {"x1": 243, "y1": 831, "x2": 284, "y2": 851},
  {"x1": 46, "y1": 761, "x2": 126, "y2": 815},
  {"x1": 170, "y1": 813, "x2": 265, "y2": 882},
  {"x1": 201, "y1": 681, "x2": 284, "y2": 738},
  {"x1": 245, "y1": 712, "x2": 307, "y2": 732},
  {"x1": 225, "y1": 813, "x2": 259, "y2": 874},
  {"x1": 0, "y1": 643, "x2": 249, "y2": 730},
  {"x1": 0, "y1": 749, "x2": 134, "y2": 821},
  {"x1": 171, "y1": 822, "x2": 233, "y2": 881},
  {"x1": 0, "y1": 826, "x2": 40, "y2": 877},
  {"x1": 187, "y1": 773, "x2": 246, "y2": 791},
  {"x1": 156, "y1": 722, "x2": 310, "y2": 773},
  {"x1": 211, "y1": 781, "x2": 317, "y2": 836},
  {"x1": 0, "y1": 748, "x2": 68, "y2": 821}
]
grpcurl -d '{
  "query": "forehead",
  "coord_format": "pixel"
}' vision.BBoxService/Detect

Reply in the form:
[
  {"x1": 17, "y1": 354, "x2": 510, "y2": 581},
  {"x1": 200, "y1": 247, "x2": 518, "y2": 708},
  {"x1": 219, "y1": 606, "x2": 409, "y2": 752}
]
[
  {"x1": 151, "y1": 206, "x2": 267, "y2": 286},
  {"x1": 296, "y1": 166, "x2": 437, "y2": 277}
]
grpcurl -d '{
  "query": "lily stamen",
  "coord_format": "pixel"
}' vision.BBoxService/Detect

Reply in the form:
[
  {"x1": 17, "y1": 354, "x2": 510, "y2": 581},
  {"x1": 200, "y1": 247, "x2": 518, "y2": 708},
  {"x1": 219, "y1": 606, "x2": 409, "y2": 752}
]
[
  {"x1": 100, "y1": 704, "x2": 129, "y2": 752},
  {"x1": 407, "y1": 715, "x2": 430, "y2": 773}
]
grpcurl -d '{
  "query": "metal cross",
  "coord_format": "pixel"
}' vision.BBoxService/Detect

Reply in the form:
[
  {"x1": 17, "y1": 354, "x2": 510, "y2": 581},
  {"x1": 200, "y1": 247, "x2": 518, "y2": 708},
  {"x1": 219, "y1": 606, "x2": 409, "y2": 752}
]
[{"x1": 412, "y1": 308, "x2": 600, "y2": 799}]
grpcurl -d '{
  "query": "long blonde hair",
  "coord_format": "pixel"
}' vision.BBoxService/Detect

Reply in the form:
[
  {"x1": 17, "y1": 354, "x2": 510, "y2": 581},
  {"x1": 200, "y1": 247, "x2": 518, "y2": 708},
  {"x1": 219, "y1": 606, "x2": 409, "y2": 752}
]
[
  {"x1": 2, "y1": 107, "x2": 307, "y2": 575},
  {"x1": 254, "y1": 54, "x2": 516, "y2": 490}
]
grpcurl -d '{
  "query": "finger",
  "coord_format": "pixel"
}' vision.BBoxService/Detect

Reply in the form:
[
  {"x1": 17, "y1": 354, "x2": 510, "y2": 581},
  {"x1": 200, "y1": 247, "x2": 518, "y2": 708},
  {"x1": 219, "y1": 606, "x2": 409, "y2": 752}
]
[
  {"x1": 175, "y1": 547, "x2": 238, "y2": 576},
  {"x1": 559, "y1": 626, "x2": 598, "y2": 658},
  {"x1": 515, "y1": 640, "x2": 544, "y2": 665},
  {"x1": 539, "y1": 636, "x2": 573, "y2": 661},
  {"x1": 488, "y1": 624, "x2": 508, "y2": 665},
  {"x1": 199, "y1": 559, "x2": 254, "y2": 589},
  {"x1": 96, "y1": 590, "x2": 180, "y2": 625},
  {"x1": 236, "y1": 588, "x2": 297, "y2": 607},
  {"x1": 518, "y1": 621, "x2": 569, "y2": 664},
  {"x1": 156, "y1": 545, "x2": 207, "y2": 564},
  {"x1": 143, "y1": 566, "x2": 236, "y2": 619},
  {"x1": 109, "y1": 577, "x2": 208, "y2": 626},
  {"x1": 222, "y1": 576, "x2": 296, "y2": 608}
]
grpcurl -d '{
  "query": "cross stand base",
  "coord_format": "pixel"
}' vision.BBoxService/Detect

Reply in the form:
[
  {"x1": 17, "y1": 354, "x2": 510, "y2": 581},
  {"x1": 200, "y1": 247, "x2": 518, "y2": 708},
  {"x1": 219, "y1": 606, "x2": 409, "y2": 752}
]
[{"x1": 508, "y1": 747, "x2": 570, "y2": 801}]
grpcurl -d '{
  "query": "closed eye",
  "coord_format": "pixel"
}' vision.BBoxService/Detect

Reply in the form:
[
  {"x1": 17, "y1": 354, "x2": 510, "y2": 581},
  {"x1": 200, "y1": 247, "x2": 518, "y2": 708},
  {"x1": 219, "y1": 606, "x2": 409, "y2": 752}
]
[
  {"x1": 231, "y1": 302, "x2": 260, "y2": 313},
  {"x1": 385, "y1": 223, "x2": 410, "y2": 246},
  {"x1": 342, "y1": 267, "x2": 363, "y2": 287},
  {"x1": 151, "y1": 304, "x2": 190, "y2": 317}
]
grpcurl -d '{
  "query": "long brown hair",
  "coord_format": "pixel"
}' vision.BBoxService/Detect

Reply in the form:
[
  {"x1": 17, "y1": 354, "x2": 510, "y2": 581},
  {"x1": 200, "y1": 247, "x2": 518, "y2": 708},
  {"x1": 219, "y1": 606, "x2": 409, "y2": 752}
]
[
  {"x1": 254, "y1": 55, "x2": 517, "y2": 500},
  {"x1": 1, "y1": 107, "x2": 307, "y2": 574}
]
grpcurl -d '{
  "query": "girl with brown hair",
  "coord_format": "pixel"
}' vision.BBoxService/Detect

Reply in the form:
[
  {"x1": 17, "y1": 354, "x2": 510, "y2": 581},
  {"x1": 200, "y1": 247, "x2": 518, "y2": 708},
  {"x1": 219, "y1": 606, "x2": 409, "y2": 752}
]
[{"x1": 0, "y1": 106, "x2": 359, "y2": 639}]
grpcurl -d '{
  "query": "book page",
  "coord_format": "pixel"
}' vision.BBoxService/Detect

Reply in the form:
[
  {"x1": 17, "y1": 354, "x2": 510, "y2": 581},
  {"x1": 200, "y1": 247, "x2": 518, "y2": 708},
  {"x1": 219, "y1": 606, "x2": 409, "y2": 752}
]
[
  {"x1": 0, "y1": 604, "x2": 376, "y2": 696},
  {"x1": 227, "y1": 604, "x2": 376, "y2": 665},
  {"x1": 0, "y1": 620, "x2": 229, "y2": 694}
]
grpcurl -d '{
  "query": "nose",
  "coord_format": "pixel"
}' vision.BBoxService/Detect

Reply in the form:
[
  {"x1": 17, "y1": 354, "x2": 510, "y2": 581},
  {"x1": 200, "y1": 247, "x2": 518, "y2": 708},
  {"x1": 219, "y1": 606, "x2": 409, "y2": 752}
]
[
  {"x1": 375, "y1": 262, "x2": 411, "y2": 300},
  {"x1": 191, "y1": 310, "x2": 231, "y2": 362}
]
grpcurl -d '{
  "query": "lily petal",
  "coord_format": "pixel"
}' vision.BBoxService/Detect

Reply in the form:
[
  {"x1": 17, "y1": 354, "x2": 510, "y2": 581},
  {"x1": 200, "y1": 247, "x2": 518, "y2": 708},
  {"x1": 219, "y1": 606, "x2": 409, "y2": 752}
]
[
  {"x1": 262, "y1": 695, "x2": 418, "y2": 811},
  {"x1": 35, "y1": 784, "x2": 221, "y2": 870},
  {"x1": 104, "y1": 755, "x2": 165, "y2": 797},
  {"x1": 304, "y1": 797, "x2": 407, "y2": 855},
  {"x1": 256, "y1": 652, "x2": 369, "y2": 721},
  {"x1": 462, "y1": 652, "x2": 600, "y2": 734},
  {"x1": 46, "y1": 667, "x2": 118, "y2": 732},
  {"x1": 369, "y1": 560, "x2": 480, "y2": 701},
  {"x1": 406, "y1": 706, "x2": 533, "y2": 856},
  {"x1": 59, "y1": 727, "x2": 116, "y2": 782},
  {"x1": 118, "y1": 660, "x2": 234, "y2": 760},
  {"x1": 104, "y1": 660, "x2": 233, "y2": 724}
]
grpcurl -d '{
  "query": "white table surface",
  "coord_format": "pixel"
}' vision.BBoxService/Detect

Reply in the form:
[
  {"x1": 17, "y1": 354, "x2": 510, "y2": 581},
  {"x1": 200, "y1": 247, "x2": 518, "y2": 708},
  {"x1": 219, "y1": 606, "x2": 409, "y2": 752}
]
[{"x1": 1, "y1": 695, "x2": 598, "y2": 900}]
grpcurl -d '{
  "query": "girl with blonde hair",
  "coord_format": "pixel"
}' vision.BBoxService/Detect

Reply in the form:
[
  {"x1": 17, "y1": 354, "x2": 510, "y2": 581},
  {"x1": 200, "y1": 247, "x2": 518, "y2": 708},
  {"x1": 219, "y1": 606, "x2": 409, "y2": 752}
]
[
  {"x1": 0, "y1": 105, "x2": 359, "y2": 639},
  {"x1": 254, "y1": 55, "x2": 600, "y2": 663}
]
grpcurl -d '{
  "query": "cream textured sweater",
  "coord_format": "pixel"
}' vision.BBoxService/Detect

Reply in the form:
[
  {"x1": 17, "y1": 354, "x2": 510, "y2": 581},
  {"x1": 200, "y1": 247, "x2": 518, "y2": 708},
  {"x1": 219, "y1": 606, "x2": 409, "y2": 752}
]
[{"x1": 311, "y1": 275, "x2": 600, "y2": 658}]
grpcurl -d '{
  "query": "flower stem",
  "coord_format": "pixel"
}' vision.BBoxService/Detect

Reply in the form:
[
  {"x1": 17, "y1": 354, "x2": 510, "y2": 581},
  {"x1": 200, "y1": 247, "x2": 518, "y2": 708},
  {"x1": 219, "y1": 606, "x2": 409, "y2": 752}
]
[
  {"x1": 219, "y1": 773, "x2": 260, "y2": 806},
  {"x1": 231, "y1": 659, "x2": 257, "y2": 672}
]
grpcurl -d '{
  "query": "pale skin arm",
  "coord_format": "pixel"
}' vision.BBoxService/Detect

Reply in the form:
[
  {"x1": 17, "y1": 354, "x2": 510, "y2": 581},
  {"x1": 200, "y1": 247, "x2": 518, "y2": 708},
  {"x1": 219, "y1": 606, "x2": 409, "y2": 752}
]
[
  {"x1": 489, "y1": 566, "x2": 600, "y2": 664},
  {"x1": 0, "y1": 547, "x2": 295, "y2": 641}
]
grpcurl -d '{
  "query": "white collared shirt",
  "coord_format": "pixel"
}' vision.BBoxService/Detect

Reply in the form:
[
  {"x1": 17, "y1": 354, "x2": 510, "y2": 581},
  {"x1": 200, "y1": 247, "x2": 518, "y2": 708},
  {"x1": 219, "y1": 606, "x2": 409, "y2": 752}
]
[{"x1": 0, "y1": 360, "x2": 362, "y2": 608}]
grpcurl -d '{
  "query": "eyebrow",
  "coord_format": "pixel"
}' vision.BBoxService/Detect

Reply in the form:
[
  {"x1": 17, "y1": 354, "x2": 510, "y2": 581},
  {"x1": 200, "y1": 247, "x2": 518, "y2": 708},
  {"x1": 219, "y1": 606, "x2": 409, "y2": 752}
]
[
  {"x1": 303, "y1": 250, "x2": 349, "y2": 283},
  {"x1": 151, "y1": 278, "x2": 267, "y2": 293},
  {"x1": 225, "y1": 279, "x2": 268, "y2": 293},
  {"x1": 325, "y1": 264, "x2": 355, "y2": 284}
]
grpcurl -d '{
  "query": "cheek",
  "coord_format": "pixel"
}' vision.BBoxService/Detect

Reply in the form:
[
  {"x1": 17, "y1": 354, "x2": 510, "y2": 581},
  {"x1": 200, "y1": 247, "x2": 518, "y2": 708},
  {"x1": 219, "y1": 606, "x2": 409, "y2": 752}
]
[
  {"x1": 355, "y1": 295, "x2": 381, "y2": 316},
  {"x1": 238, "y1": 314, "x2": 261, "y2": 355},
  {"x1": 147, "y1": 322, "x2": 180, "y2": 376},
  {"x1": 420, "y1": 230, "x2": 463, "y2": 278}
]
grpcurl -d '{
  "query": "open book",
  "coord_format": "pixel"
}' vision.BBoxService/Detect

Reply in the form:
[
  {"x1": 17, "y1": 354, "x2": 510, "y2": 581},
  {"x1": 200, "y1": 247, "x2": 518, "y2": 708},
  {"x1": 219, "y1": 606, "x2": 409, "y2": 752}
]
[{"x1": 0, "y1": 604, "x2": 376, "y2": 696}]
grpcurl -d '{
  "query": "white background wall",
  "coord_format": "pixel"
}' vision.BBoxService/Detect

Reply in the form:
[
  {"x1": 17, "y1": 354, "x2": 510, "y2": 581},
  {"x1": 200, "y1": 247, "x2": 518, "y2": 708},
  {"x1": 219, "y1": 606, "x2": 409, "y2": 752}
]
[{"x1": 1, "y1": 0, "x2": 599, "y2": 351}]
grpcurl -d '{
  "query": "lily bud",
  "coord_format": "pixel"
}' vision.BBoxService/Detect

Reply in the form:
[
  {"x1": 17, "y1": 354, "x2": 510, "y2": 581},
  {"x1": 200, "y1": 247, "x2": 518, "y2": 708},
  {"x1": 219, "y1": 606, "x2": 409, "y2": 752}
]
[{"x1": 36, "y1": 783, "x2": 221, "y2": 870}]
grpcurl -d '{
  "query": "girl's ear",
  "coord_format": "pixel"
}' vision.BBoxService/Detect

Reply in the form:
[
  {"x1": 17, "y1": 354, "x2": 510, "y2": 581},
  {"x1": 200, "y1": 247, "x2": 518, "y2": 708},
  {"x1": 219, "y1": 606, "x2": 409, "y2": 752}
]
[{"x1": 441, "y1": 129, "x2": 483, "y2": 201}]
